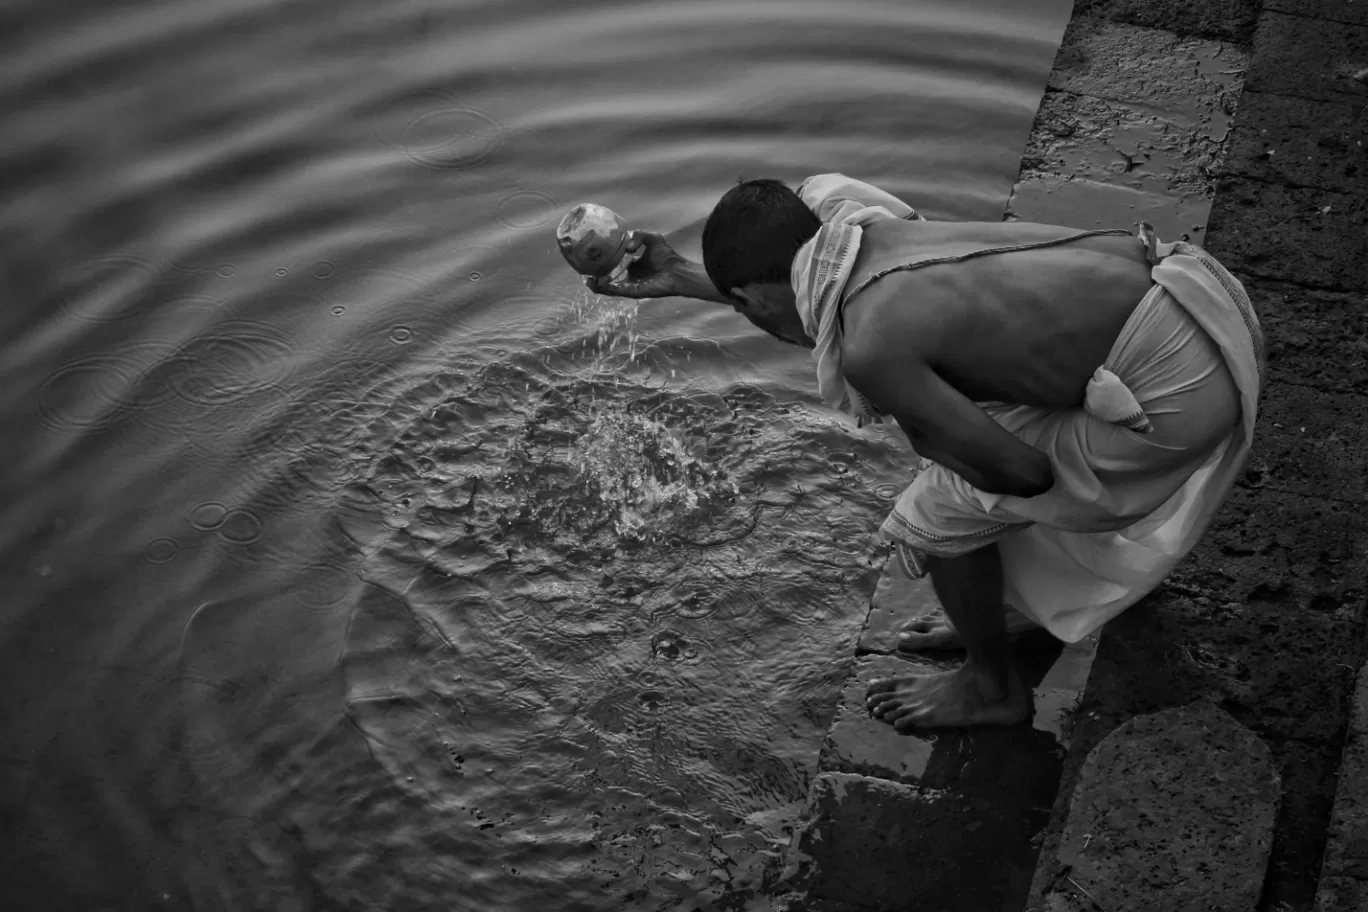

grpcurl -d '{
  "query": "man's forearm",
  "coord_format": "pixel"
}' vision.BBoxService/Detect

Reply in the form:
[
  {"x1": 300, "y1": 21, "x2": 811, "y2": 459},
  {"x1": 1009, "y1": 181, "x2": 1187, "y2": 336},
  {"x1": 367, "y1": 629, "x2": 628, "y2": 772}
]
[{"x1": 671, "y1": 260, "x2": 732, "y2": 305}]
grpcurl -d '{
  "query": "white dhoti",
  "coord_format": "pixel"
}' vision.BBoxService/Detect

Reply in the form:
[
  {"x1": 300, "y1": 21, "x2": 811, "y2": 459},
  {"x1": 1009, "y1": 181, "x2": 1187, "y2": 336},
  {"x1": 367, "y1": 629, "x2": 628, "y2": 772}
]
[{"x1": 881, "y1": 245, "x2": 1264, "y2": 642}]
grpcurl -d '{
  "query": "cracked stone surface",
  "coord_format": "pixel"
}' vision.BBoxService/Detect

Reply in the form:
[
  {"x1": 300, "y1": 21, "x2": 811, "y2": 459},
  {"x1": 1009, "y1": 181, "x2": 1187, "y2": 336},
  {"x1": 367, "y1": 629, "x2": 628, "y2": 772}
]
[{"x1": 1041, "y1": 701, "x2": 1279, "y2": 912}]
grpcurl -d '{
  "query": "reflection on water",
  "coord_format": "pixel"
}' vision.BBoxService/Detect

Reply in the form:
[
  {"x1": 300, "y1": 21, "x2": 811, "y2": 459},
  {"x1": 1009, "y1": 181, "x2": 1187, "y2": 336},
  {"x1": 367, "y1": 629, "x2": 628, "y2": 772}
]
[{"x1": 0, "y1": 0, "x2": 1074, "y2": 908}]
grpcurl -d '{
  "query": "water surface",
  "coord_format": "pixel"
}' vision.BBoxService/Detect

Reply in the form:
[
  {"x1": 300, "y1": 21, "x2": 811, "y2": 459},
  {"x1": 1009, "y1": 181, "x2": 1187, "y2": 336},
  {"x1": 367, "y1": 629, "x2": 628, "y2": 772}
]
[{"x1": 0, "y1": 1, "x2": 1073, "y2": 908}]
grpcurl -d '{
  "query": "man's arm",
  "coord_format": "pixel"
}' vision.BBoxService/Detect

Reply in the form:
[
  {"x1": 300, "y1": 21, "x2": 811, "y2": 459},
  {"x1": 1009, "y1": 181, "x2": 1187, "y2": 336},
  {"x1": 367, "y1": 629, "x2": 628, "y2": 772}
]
[{"x1": 844, "y1": 348, "x2": 1054, "y2": 498}]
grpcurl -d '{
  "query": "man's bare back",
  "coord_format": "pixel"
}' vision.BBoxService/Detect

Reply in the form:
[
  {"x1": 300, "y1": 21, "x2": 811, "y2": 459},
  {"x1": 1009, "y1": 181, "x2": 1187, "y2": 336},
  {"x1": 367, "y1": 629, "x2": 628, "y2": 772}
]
[{"x1": 842, "y1": 218, "x2": 1157, "y2": 410}]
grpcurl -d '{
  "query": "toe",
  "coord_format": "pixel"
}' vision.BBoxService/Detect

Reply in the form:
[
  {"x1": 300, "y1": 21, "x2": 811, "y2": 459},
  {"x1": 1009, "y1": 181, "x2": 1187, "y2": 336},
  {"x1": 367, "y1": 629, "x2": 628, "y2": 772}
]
[{"x1": 866, "y1": 677, "x2": 897, "y2": 695}]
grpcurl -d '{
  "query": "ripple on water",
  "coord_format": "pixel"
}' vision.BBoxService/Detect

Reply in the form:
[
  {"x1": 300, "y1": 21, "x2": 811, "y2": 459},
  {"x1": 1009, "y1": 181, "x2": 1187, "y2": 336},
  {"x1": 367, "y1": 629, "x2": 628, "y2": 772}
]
[
  {"x1": 163, "y1": 320, "x2": 299, "y2": 408},
  {"x1": 344, "y1": 332, "x2": 886, "y2": 905}
]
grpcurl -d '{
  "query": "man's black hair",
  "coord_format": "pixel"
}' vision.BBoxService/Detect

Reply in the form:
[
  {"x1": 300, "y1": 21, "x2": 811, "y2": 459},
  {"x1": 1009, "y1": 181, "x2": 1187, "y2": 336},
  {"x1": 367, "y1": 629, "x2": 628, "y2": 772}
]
[{"x1": 701, "y1": 178, "x2": 821, "y2": 302}]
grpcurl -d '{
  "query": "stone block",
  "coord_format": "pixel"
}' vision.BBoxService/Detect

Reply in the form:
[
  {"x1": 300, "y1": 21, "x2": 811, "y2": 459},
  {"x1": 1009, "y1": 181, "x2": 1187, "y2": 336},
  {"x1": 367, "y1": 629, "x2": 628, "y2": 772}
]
[
  {"x1": 1317, "y1": 875, "x2": 1368, "y2": 912},
  {"x1": 1203, "y1": 176, "x2": 1368, "y2": 292},
  {"x1": 786, "y1": 771, "x2": 1044, "y2": 912},
  {"x1": 1247, "y1": 278, "x2": 1368, "y2": 394},
  {"x1": 1244, "y1": 380, "x2": 1368, "y2": 504},
  {"x1": 1247, "y1": 11, "x2": 1368, "y2": 103},
  {"x1": 1039, "y1": 701, "x2": 1279, "y2": 912},
  {"x1": 1320, "y1": 663, "x2": 1368, "y2": 880},
  {"x1": 1262, "y1": 738, "x2": 1342, "y2": 910},
  {"x1": 1137, "y1": 585, "x2": 1362, "y2": 744},
  {"x1": 1175, "y1": 484, "x2": 1368, "y2": 616},
  {"x1": 1220, "y1": 91, "x2": 1368, "y2": 196},
  {"x1": 1049, "y1": 18, "x2": 1246, "y2": 116},
  {"x1": 1021, "y1": 89, "x2": 1227, "y2": 203},
  {"x1": 1266, "y1": 0, "x2": 1368, "y2": 27},
  {"x1": 819, "y1": 653, "x2": 952, "y2": 785},
  {"x1": 1073, "y1": 0, "x2": 1261, "y2": 44},
  {"x1": 857, "y1": 547, "x2": 939, "y2": 655},
  {"x1": 1005, "y1": 173, "x2": 1212, "y2": 243}
]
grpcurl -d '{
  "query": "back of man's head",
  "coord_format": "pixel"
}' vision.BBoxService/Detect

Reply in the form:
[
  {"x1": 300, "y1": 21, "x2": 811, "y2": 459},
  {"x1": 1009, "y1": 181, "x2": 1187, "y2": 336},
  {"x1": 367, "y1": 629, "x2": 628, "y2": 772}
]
[{"x1": 701, "y1": 178, "x2": 821, "y2": 301}]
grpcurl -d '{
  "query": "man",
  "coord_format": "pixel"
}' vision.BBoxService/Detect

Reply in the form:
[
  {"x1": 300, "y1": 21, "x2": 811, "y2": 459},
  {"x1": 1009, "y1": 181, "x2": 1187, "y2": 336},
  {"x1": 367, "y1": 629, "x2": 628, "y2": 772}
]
[{"x1": 587, "y1": 174, "x2": 1263, "y2": 730}]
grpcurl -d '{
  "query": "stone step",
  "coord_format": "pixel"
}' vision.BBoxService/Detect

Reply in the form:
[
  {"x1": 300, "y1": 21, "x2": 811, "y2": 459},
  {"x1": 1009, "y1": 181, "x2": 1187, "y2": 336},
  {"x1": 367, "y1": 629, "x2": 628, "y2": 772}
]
[{"x1": 1032, "y1": 701, "x2": 1280, "y2": 912}]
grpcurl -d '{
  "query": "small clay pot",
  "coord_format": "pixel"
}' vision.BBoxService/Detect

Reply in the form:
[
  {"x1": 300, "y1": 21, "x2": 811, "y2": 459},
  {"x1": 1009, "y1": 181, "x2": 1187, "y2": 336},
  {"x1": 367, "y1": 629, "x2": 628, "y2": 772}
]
[{"x1": 556, "y1": 203, "x2": 630, "y2": 278}]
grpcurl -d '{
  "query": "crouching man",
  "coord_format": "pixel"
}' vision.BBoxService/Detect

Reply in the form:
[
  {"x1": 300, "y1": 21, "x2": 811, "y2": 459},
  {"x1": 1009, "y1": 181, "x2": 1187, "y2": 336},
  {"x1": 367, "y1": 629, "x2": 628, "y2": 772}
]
[{"x1": 588, "y1": 174, "x2": 1263, "y2": 729}]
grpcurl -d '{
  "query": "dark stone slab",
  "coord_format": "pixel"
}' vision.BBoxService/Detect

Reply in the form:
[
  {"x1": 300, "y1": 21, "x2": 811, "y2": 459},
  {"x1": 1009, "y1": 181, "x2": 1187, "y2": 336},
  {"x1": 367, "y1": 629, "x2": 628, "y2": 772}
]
[
  {"x1": 1175, "y1": 483, "x2": 1368, "y2": 614},
  {"x1": 1243, "y1": 380, "x2": 1368, "y2": 504},
  {"x1": 1266, "y1": 0, "x2": 1368, "y2": 27},
  {"x1": 1246, "y1": 278, "x2": 1368, "y2": 394},
  {"x1": 1317, "y1": 876, "x2": 1368, "y2": 912},
  {"x1": 1073, "y1": 0, "x2": 1261, "y2": 44},
  {"x1": 1262, "y1": 738, "x2": 1342, "y2": 912},
  {"x1": 1319, "y1": 663, "x2": 1368, "y2": 882},
  {"x1": 1038, "y1": 701, "x2": 1279, "y2": 912},
  {"x1": 1220, "y1": 91, "x2": 1368, "y2": 196},
  {"x1": 786, "y1": 772, "x2": 1048, "y2": 912},
  {"x1": 1202, "y1": 176, "x2": 1368, "y2": 292},
  {"x1": 1247, "y1": 11, "x2": 1368, "y2": 104}
]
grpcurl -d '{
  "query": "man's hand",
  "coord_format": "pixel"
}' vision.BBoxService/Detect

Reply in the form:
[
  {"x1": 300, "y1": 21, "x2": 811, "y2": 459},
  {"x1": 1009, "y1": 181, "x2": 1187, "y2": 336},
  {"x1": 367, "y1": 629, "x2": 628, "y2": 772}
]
[
  {"x1": 584, "y1": 230, "x2": 686, "y2": 299},
  {"x1": 845, "y1": 351, "x2": 1053, "y2": 498}
]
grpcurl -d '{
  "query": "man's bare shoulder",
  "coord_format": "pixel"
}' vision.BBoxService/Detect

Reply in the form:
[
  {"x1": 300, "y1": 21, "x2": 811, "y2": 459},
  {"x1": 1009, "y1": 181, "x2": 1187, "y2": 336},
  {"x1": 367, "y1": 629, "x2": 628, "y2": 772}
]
[{"x1": 841, "y1": 275, "x2": 946, "y2": 380}]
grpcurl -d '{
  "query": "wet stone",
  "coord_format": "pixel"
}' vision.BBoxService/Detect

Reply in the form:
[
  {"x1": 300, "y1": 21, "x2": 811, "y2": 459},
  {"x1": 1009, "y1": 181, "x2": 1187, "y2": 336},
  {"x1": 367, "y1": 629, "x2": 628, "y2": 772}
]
[
  {"x1": 1203, "y1": 177, "x2": 1368, "y2": 292},
  {"x1": 1021, "y1": 90, "x2": 1227, "y2": 200},
  {"x1": 1318, "y1": 662, "x2": 1368, "y2": 883},
  {"x1": 1049, "y1": 18, "x2": 1247, "y2": 118},
  {"x1": 1247, "y1": 11, "x2": 1368, "y2": 104},
  {"x1": 1005, "y1": 174, "x2": 1212, "y2": 242},
  {"x1": 818, "y1": 654, "x2": 951, "y2": 784},
  {"x1": 1042, "y1": 701, "x2": 1280, "y2": 912},
  {"x1": 1220, "y1": 92, "x2": 1368, "y2": 197},
  {"x1": 857, "y1": 546, "x2": 936, "y2": 654},
  {"x1": 783, "y1": 772, "x2": 973, "y2": 911}
]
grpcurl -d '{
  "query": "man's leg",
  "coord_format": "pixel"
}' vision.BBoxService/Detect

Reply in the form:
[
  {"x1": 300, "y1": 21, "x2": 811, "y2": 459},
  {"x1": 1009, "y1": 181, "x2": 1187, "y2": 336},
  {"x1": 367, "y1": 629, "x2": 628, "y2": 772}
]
[{"x1": 866, "y1": 543, "x2": 1031, "y2": 729}]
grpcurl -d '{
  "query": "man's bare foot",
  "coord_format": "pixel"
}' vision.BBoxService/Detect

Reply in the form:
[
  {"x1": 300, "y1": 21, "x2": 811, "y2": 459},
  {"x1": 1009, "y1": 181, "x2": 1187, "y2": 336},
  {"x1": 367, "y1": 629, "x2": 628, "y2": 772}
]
[
  {"x1": 899, "y1": 606, "x2": 1039, "y2": 652},
  {"x1": 864, "y1": 661, "x2": 1031, "y2": 730}
]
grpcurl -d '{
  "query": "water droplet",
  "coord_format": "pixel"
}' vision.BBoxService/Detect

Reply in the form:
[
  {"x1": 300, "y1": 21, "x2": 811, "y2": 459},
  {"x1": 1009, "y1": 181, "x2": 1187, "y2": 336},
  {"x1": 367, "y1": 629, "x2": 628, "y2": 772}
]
[
  {"x1": 215, "y1": 264, "x2": 236, "y2": 278},
  {"x1": 275, "y1": 267, "x2": 288, "y2": 276},
  {"x1": 330, "y1": 305, "x2": 346, "y2": 316},
  {"x1": 389, "y1": 324, "x2": 415, "y2": 344},
  {"x1": 311, "y1": 260, "x2": 336, "y2": 279},
  {"x1": 469, "y1": 271, "x2": 483, "y2": 282}
]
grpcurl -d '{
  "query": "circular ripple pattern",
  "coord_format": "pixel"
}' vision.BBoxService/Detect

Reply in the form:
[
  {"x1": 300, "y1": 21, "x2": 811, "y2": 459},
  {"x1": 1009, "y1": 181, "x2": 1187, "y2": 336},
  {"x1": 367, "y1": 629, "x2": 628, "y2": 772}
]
[
  {"x1": 495, "y1": 189, "x2": 560, "y2": 232},
  {"x1": 143, "y1": 537, "x2": 180, "y2": 564},
  {"x1": 164, "y1": 320, "x2": 299, "y2": 408},
  {"x1": 378, "y1": 89, "x2": 505, "y2": 170},
  {"x1": 189, "y1": 501, "x2": 228, "y2": 531},
  {"x1": 57, "y1": 255, "x2": 162, "y2": 324},
  {"x1": 218, "y1": 509, "x2": 263, "y2": 545},
  {"x1": 36, "y1": 341, "x2": 182, "y2": 433}
]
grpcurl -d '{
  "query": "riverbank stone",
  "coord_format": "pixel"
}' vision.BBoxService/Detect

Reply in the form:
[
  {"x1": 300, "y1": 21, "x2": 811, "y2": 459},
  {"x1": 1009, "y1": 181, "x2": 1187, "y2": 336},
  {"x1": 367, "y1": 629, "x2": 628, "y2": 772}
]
[
  {"x1": 1318, "y1": 663, "x2": 1368, "y2": 886},
  {"x1": 1074, "y1": 0, "x2": 1260, "y2": 44},
  {"x1": 1039, "y1": 701, "x2": 1279, "y2": 912},
  {"x1": 1247, "y1": 278, "x2": 1368, "y2": 394},
  {"x1": 1266, "y1": 1, "x2": 1368, "y2": 28},
  {"x1": 1247, "y1": 11, "x2": 1368, "y2": 104},
  {"x1": 1203, "y1": 177, "x2": 1368, "y2": 292},
  {"x1": 1220, "y1": 91, "x2": 1368, "y2": 197}
]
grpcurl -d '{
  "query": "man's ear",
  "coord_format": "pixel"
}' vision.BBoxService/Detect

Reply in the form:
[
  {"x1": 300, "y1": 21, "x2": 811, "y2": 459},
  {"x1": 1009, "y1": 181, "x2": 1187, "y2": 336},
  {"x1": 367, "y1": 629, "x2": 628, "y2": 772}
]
[{"x1": 730, "y1": 286, "x2": 758, "y2": 309}]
